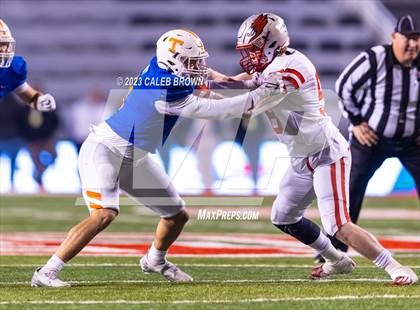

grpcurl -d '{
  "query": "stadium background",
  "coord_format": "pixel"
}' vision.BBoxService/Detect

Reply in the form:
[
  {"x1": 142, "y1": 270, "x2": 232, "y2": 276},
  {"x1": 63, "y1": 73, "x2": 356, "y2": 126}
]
[
  {"x1": 1, "y1": 1, "x2": 419, "y2": 308},
  {"x1": 0, "y1": 0, "x2": 418, "y2": 196}
]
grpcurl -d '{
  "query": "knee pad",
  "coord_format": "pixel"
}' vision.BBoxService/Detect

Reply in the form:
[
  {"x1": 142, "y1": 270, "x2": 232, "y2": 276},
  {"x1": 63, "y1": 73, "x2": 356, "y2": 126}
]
[{"x1": 273, "y1": 217, "x2": 320, "y2": 245}]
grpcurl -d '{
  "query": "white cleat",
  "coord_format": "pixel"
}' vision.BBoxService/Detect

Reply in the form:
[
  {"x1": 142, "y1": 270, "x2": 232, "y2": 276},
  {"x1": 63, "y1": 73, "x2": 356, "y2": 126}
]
[
  {"x1": 390, "y1": 266, "x2": 418, "y2": 286},
  {"x1": 31, "y1": 267, "x2": 70, "y2": 288},
  {"x1": 140, "y1": 255, "x2": 193, "y2": 282},
  {"x1": 310, "y1": 254, "x2": 356, "y2": 279}
]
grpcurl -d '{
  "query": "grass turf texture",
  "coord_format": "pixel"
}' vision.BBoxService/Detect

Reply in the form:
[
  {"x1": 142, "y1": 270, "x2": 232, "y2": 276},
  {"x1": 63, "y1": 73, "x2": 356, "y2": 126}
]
[
  {"x1": 0, "y1": 195, "x2": 419, "y2": 309},
  {"x1": 0, "y1": 256, "x2": 419, "y2": 309}
]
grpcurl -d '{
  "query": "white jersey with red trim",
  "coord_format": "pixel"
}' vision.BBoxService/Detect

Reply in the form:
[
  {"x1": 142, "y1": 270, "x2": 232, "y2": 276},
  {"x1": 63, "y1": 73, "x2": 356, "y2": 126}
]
[{"x1": 260, "y1": 48, "x2": 349, "y2": 168}]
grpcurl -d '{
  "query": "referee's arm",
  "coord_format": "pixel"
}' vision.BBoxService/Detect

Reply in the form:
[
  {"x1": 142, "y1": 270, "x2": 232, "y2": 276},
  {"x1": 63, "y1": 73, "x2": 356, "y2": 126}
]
[{"x1": 336, "y1": 52, "x2": 378, "y2": 146}]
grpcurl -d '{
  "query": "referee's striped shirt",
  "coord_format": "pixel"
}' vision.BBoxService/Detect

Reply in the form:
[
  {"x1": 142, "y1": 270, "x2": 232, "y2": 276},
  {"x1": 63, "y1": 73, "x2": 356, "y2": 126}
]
[{"x1": 336, "y1": 44, "x2": 420, "y2": 139}]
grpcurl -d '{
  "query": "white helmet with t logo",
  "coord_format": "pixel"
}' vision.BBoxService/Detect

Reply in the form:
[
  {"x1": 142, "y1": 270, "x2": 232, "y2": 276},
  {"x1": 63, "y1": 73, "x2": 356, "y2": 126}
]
[{"x1": 156, "y1": 29, "x2": 209, "y2": 81}]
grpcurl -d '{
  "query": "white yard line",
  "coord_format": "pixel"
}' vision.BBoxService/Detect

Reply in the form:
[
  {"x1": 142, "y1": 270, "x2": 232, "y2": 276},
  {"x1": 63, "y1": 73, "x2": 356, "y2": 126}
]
[
  {"x1": 0, "y1": 295, "x2": 419, "y2": 305},
  {"x1": 0, "y1": 278, "x2": 395, "y2": 285},
  {"x1": 394, "y1": 253, "x2": 420, "y2": 258},
  {"x1": 1, "y1": 263, "x2": 419, "y2": 268}
]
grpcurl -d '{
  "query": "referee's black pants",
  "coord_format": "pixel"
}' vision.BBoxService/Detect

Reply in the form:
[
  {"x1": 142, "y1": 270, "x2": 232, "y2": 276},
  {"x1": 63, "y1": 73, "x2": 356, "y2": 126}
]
[{"x1": 328, "y1": 135, "x2": 420, "y2": 252}]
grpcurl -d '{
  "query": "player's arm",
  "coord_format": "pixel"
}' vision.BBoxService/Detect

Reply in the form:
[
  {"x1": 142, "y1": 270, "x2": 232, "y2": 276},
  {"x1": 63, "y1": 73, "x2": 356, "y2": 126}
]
[
  {"x1": 9, "y1": 56, "x2": 56, "y2": 111},
  {"x1": 156, "y1": 91, "x2": 253, "y2": 120},
  {"x1": 209, "y1": 68, "x2": 251, "y2": 82},
  {"x1": 208, "y1": 68, "x2": 258, "y2": 90},
  {"x1": 155, "y1": 73, "x2": 289, "y2": 120},
  {"x1": 14, "y1": 83, "x2": 56, "y2": 111}
]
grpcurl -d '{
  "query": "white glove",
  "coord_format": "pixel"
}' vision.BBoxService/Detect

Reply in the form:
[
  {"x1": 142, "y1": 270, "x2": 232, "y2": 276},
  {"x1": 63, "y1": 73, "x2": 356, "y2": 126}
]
[
  {"x1": 243, "y1": 72, "x2": 263, "y2": 89},
  {"x1": 36, "y1": 93, "x2": 56, "y2": 111},
  {"x1": 248, "y1": 72, "x2": 288, "y2": 115},
  {"x1": 260, "y1": 72, "x2": 286, "y2": 92}
]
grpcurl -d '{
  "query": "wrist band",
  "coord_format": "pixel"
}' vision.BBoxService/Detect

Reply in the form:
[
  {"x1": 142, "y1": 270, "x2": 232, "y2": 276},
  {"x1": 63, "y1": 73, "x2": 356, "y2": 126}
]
[{"x1": 30, "y1": 93, "x2": 41, "y2": 110}]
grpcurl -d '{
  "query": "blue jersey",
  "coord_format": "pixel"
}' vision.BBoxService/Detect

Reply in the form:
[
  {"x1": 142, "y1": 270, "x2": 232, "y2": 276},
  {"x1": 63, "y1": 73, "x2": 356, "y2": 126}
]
[
  {"x1": 0, "y1": 56, "x2": 27, "y2": 98},
  {"x1": 106, "y1": 57, "x2": 194, "y2": 153}
]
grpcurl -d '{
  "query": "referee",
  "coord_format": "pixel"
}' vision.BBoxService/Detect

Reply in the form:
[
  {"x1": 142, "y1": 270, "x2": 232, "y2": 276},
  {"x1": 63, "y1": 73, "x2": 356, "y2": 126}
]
[{"x1": 327, "y1": 15, "x2": 420, "y2": 255}]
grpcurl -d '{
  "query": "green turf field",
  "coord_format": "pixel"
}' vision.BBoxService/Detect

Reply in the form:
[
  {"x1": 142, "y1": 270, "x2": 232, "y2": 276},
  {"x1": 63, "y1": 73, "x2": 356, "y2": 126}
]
[
  {"x1": 0, "y1": 195, "x2": 419, "y2": 309},
  {"x1": 0, "y1": 256, "x2": 419, "y2": 309}
]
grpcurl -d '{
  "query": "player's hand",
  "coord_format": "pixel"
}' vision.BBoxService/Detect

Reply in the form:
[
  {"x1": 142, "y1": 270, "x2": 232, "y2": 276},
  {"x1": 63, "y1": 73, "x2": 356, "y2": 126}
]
[
  {"x1": 248, "y1": 73, "x2": 289, "y2": 115},
  {"x1": 246, "y1": 72, "x2": 262, "y2": 87},
  {"x1": 352, "y1": 122, "x2": 378, "y2": 147},
  {"x1": 259, "y1": 72, "x2": 287, "y2": 95},
  {"x1": 261, "y1": 72, "x2": 285, "y2": 89},
  {"x1": 36, "y1": 93, "x2": 56, "y2": 112}
]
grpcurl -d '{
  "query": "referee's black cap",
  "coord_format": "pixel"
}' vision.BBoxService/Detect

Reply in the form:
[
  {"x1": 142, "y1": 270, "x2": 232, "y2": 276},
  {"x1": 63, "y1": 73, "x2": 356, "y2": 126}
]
[{"x1": 395, "y1": 15, "x2": 420, "y2": 35}]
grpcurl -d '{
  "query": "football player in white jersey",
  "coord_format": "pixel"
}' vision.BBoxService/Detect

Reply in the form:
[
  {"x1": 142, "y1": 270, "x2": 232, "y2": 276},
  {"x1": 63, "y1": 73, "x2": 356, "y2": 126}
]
[{"x1": 212, "y1": 13, "x2": 417, "y2": 285}]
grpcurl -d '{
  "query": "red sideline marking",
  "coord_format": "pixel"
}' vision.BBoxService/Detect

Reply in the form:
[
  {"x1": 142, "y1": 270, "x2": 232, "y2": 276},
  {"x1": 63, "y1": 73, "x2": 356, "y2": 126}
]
[
  {"x1": 6, "y1": 241, "x2": 308, "y2": 255},
  {"x1": 168, "y1": 245, "x2": 308, "y2": 255},
  {"x1": 379, "y1": 239, "x2": 420, "y2": 251},
  {"x1": 1, "y1": 233, "x2": 419, "y2": 256}
]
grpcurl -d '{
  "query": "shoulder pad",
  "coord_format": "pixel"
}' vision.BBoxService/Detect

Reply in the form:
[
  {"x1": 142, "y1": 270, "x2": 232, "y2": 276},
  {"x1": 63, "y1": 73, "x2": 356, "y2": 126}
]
[{"x1": 11, "y1": 56, "x2": 28, "y2": 79}]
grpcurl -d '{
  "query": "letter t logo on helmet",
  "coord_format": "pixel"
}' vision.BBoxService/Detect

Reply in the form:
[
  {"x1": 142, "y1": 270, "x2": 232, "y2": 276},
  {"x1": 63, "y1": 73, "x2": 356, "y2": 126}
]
[{"x1": 168, "y1": 37, "x2": 184, "y2": 53}]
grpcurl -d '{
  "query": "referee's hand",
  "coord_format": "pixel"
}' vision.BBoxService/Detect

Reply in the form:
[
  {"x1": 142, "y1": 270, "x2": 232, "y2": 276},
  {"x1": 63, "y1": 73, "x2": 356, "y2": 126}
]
[{"x1": 352, "y1": 122, "x2": 379, "y2": 147}]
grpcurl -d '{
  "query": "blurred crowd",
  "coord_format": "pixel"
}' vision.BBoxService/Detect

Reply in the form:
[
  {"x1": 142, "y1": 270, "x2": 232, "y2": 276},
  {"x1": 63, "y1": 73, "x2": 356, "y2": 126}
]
[
  {"x1": 0, "y1": 84, "x2": 271, "y2": 194},
  {"x1": 0, "y1": 85, "x2": 106, "y2": 192}
]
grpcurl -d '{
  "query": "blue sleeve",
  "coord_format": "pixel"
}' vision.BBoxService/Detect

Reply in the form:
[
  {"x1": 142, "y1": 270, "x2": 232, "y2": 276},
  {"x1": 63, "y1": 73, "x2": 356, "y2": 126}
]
[
  {"x1": 164, "y1": 75, "x2": 195, "y2": 102},
  {"x1": 11, "y1": 56, "x2": 28, "y2": 88}
]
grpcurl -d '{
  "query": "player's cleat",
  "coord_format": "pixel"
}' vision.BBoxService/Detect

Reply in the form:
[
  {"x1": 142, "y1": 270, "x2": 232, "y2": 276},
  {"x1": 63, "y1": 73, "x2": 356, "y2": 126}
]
[
  {"x1": 390, "y1": 266, "x2": 418, "y2": 285},
  {"x1": 310, "y1": 255, "x2": 356, "y2": 279},
  {"x1": 140, "y1": 255, "x2": 193, "y2": 282},
  {"x1": 31, "y1": 267, "x2": 70, "y2": 287}
]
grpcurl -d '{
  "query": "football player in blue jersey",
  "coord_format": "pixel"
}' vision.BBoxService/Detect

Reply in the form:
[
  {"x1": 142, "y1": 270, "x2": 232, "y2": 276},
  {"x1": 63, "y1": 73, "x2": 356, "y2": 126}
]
[
  {"x1": 0, "y1": 20, "x2": 56, "y2": 111},
  {"x1": 32, "y1": 29, "x2": 286, "y2": 287}
]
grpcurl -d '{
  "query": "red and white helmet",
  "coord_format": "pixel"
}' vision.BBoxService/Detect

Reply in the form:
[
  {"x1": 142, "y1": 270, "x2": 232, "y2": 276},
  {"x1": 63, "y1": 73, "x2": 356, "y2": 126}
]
[
  {"x1": 0, "y1": 19, "x2": 15, "y2": 68},
  {"x1": 236, "y1": 13, "x2": 289, "y2": 74},
  {"x1": 156, "y1": 29, "x2": 209, "y2": 82}
]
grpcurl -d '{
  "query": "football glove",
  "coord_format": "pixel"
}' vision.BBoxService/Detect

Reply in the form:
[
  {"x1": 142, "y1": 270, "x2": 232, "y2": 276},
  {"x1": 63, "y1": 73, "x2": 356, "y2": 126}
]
[
  {"x1": 248, "y1": 72, "x2": 289, "y2": 115},
  {"x1": 260, "y1": 72, "x2": 286, "y2": 91},
  {"x1": 36, "y1": 93, "x2": 56, "y2": 112}
]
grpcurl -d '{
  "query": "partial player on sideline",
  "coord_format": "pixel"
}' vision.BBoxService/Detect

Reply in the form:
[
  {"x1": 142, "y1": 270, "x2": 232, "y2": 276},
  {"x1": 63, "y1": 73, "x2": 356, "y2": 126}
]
[{"x1": 0, "y1": 20, "x2": 56, "y2": 111}]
